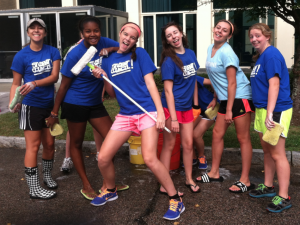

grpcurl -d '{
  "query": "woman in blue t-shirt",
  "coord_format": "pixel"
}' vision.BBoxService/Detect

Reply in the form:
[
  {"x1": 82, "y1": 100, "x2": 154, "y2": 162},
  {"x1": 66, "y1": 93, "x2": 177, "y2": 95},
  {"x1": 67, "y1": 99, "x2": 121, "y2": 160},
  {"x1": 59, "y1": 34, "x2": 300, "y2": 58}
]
[
  {"x1": 9, "y1": 18, "x2": 61, "y2": 199},
  {"x1": 196, "y1": 20, "x2": 255, "y2": 194},
  {"x1": 46, "y1": 16, "x2": 121, "y2": 201},
  {"x1": 90, "y1": 22, "x2": 185, "y2": 221},
  {"x1": 248, "y1": 23, "x2": 293, "y2": 213},
  {"x1": 159, "y1": 21, "x2": 201, "y2": 194}
]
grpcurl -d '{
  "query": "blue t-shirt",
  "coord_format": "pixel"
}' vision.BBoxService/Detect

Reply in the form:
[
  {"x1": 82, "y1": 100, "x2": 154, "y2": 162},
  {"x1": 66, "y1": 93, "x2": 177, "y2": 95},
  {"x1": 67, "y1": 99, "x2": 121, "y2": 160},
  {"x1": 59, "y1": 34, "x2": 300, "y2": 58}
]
[
  {"x1": 61, "y1": 37, "x2": 119, "y2": 106},
  {"x1": 250, "y1": 46, "x2": 293, "y2": 112},
  {"x1": 205, "y1": 42, "x2": 252, "y2": 101},
  {"x1": 11, "y1": 44, "x2": 61, "y2": 108},
  {"x1": 101, "y1": 47, "x2": 157, "y2": 115},
  {"x1": 161, "y1": 49, "x2": 199, "y2": 111},
  {"x1": 196, "y1": 76, "x2": 219, "y2": 112}
]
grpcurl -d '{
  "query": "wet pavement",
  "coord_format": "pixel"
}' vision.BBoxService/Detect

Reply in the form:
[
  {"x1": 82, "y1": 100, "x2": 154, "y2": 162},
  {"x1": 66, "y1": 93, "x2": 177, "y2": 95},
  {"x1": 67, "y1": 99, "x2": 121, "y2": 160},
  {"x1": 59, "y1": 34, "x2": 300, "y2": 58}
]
[{"x1": 1, "y1": 146, "x2": 300, "y2": 225}]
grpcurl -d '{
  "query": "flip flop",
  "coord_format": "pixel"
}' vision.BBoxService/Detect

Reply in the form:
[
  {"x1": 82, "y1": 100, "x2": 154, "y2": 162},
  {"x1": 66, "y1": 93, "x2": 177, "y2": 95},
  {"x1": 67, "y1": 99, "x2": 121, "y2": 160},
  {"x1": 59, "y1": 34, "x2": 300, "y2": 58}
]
[
  {"x1": 196, "y1": 173, "x2": 224, "y2": 183},
  {"x1": 99, "y1": 184, "x2": 129, "y2": 194},
  {"x1": 80, "y1": 189, "x2": 97, "y2": 200},
  {"x1": 185, "y1": 183, "x2": 201, "y2": 193},
  {"x1": 229, "y1": 181, "x2": 256, "y2": 193}
]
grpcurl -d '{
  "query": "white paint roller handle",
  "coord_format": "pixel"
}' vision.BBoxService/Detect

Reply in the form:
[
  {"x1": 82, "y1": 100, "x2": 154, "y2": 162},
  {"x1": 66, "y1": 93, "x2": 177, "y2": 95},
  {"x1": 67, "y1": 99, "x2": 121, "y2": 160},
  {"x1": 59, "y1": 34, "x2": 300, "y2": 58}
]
[{"x1": 87, "y1": 63, "x2": 171, "y2": 133}]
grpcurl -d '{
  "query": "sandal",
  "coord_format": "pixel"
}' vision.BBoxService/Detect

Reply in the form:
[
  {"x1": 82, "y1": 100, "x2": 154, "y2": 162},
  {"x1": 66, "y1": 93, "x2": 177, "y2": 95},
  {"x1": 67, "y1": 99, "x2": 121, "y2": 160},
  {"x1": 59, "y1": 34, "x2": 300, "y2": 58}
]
[
  {"x1": 80, "y1": 189, "x2": 97, "y2": 200},
  {"x1": 99, "y1": 184, "x2": 129, "y2": 194},
  {"x1": 229, "y1": 181, "x2": 255, "y2": 193},
  {"x1": 185, "y1": 183, "x2": 200, "y2": 193},
  {"x1": 196, "y1": 173, "x2": 224, "y2": 183}
]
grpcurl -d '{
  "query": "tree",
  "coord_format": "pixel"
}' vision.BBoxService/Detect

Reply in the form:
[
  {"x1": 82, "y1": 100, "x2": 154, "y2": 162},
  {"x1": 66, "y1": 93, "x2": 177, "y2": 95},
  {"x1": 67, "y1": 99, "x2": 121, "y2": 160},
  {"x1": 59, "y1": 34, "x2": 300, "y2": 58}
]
[{"x1": 200, "y1": 0, "x2": 300, "y2": 111}]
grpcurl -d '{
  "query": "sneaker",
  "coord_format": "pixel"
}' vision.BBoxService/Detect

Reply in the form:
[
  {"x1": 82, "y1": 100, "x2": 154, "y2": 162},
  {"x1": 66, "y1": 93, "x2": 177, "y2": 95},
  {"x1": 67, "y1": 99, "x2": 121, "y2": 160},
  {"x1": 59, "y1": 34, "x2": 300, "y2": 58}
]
[
  {"x1": 163, "y1": 199, "x2": 185, "y2": 220},
  {"x1": 60, "y1": 157, "x2": 73, "y2": 173},
  {"x1": 249, "y1": 184, "x2": 276, "y2": 198},
  {"x1": 90, "y1": 189, "x2": 118, "y2": 206},
  {"x1": 266, "y1": 196, "x2": 292, "y2": 213},
  {"x1": 198, "y1": 156, "x2": 208, "y2": 170},
  {"x1": 181, "y1": 159, "x2": 198, "y2": 168},
  {"x1": 95, "y1": 151, "x2": 99, "y2": 161}
]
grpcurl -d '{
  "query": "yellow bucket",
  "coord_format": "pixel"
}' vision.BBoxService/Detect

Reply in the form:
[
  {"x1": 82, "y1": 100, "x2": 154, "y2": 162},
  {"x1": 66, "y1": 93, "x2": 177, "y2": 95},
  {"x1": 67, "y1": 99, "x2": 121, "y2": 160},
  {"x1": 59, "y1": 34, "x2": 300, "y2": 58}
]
[{"x1": 127, "y1": 136, "x2": 145, "y2": 165}]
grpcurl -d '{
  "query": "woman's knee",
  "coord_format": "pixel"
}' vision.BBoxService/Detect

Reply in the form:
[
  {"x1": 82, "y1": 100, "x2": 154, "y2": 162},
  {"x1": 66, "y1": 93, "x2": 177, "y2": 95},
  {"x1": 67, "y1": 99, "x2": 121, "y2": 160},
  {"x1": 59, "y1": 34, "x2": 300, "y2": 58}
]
[
  {"x1": 98, "y1": 152, "x2": 112, "y2": 167},
  {"x1": 143, "y1": 154, "x2": 158, "y2": 169},
  {"x1": 236, "y1": 133, "x2": 251, "y2": 145}
]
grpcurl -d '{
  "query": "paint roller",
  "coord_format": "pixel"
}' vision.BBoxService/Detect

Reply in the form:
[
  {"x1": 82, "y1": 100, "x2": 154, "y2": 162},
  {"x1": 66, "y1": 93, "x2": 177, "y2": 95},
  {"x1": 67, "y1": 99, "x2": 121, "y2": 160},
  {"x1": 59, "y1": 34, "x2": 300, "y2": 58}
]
[{"x1": 71, "y1": 47, "x2": 171, "y2": 133}]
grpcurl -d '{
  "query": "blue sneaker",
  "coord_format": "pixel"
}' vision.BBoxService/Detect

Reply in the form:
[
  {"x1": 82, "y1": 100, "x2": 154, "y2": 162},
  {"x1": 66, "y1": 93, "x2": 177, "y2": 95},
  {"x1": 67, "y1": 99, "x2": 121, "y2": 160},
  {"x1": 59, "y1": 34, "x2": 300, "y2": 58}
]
[
  {"x1": 249, "y1": 184, "x2": 276, "y2": 198},
  {"x1": 181, "y1": 159, "x2": 198, "y2": 168},
  {"x1": 198, "y1": 156, "x2": 207, "y2": 169},
  {"x1": 267, "y1": 196, "x2": 292, "y2": 213},
  {"x1": 90, "y1": 189, "x2": 118, "y2": 206},
  {"x1": 163, "y1": 199, "x2": 185, "y2": 220}
]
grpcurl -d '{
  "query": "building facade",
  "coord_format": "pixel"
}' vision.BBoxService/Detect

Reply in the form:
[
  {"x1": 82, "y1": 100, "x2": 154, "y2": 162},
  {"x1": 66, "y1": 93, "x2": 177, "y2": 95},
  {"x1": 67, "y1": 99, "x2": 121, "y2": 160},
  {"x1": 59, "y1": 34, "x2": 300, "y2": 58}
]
[{"x1": 0, "y1": 0, "x2": 295, "y2": 81}]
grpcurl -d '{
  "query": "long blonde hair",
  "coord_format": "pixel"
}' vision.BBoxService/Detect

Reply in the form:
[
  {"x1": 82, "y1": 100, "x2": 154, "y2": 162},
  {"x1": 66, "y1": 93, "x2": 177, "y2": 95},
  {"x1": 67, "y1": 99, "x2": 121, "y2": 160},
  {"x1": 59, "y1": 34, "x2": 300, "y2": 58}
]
[{"x1": 248, "y1": 23, "x2": 272, "y2": 61}]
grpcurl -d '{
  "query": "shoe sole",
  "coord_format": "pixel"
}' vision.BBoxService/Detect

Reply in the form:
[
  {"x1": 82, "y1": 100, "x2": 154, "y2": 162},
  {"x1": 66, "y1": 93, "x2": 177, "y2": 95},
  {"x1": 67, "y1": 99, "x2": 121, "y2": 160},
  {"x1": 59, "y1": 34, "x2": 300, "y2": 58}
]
[
  {"x1": 90, "y1": 195, "x2": 118, "y2": 206},
  {"x1": 267, "y1": 204, "x2": 292, "y2": 213},
  {"x1": 163, "y1": 205, "x2": 185, "y2": 220},
  {"x1": 30, "y1": 193, "x2": 57, "y2": 200},
  {"x1": 198, "y1": 165, "x2": 208, "y2": 170},
  {"x1": 249, "y1": 192, "x2": 276, "y2": 198},
  {"x1": 43, "y1": 181, "x2": 58, "y2": 189}
]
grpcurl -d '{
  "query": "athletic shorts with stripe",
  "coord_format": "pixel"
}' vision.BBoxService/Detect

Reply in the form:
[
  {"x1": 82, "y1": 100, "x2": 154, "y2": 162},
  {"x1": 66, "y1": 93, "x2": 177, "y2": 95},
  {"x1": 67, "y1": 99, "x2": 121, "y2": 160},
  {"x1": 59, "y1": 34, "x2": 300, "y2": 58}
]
[
  {"x1": 254, "y1": 107, "x2": 293, "y2": 138},
  {"x1": 218, "y1": 99, "x2": 255, "y2": 119},
  {"x1": 200, "y1": 109, "x2": 216, "y2": 121},
  {"x1": 19, "y1": 104, "x2": 51, "y2": 131}
]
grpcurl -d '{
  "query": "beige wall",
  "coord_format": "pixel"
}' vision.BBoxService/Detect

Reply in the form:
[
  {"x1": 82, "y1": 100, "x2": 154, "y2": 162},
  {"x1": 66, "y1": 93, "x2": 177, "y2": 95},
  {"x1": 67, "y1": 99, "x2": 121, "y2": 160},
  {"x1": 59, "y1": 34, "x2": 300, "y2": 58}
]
[{"x1": 0, "y1": 0, "x2": 17, "y2": 10}]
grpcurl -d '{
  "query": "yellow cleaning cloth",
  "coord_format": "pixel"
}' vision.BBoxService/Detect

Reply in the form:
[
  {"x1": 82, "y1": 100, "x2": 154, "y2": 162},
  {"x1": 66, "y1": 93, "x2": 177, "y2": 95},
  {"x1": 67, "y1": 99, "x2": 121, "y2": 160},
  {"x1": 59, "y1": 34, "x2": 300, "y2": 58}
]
[
  {"x1": 262, "y1": 122, "x2": 284, "y2": 146},
  {"x1": 49, "y1": 123, "x2": 64, "y2": 136},
  {"x1": 205, "y1": 102, "x2": 220, "y2": 120}
]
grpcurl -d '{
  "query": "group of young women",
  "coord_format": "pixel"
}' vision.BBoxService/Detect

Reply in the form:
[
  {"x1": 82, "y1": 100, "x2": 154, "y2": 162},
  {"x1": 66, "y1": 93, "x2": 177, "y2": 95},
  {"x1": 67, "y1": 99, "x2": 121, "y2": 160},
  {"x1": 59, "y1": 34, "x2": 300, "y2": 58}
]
[{"x1": 9, "y1": 15, "x2": 293, "y2": 220}]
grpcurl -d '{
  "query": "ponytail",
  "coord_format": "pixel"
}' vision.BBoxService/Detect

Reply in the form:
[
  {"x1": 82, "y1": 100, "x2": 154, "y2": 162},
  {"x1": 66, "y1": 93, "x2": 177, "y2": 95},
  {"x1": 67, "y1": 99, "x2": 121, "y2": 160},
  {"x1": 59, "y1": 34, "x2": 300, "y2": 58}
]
[{"x1": 131, "y1": 44, "x2": 137, "y2": 61}]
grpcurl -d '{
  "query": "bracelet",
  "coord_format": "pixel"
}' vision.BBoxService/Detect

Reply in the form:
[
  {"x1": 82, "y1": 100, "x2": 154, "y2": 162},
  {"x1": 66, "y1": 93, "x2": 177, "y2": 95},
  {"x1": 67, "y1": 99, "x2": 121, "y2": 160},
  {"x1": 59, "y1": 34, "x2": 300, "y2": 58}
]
[
  {"x1": 192, "y1": 104, "x2": 200, "y2": 109},
  {"x1": 50, "y1": 114, "x2": 58, "y2": 119},
  {"x1": 51, "y1": 111, "x2": 58, "y2": 116}
]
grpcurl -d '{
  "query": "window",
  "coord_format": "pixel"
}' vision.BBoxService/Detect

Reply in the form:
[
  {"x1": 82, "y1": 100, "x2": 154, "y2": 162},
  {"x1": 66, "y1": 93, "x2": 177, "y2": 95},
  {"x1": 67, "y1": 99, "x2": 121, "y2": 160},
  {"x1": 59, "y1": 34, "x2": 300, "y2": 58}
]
[
  {"x1": 19, "y1": 0, "x2": 61, "y2": 8},
  {"x1": 78, "y1": 0, "x2": 126, "y2": 11},
  {"x1": 142, "y1": 0, "x2": 197, "y2": 12}
]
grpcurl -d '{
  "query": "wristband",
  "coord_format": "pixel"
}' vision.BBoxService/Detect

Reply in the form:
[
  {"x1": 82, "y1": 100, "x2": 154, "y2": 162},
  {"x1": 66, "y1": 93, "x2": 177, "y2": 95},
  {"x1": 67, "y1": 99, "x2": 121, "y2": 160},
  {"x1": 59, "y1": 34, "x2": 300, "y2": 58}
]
[
  {"x1": 192, "y1": 104, "x2": 200, "y2": 109},
  {"x1": 51, "y1": 111, "x2": 58, "y2": 116},
  {"x1": 50, "y1": 114, "x2": 58, "y2": 119},
  {"x1": 33, "y1": 81, "x2": 38, "y2": 87}
]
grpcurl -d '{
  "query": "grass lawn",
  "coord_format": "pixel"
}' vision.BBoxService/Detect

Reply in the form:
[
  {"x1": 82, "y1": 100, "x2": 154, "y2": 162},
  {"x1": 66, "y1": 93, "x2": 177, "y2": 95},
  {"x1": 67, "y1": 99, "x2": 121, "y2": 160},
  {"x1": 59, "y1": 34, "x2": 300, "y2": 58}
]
[{"x1": 0, "y1": 99, "x2": 299, "y2": 151}]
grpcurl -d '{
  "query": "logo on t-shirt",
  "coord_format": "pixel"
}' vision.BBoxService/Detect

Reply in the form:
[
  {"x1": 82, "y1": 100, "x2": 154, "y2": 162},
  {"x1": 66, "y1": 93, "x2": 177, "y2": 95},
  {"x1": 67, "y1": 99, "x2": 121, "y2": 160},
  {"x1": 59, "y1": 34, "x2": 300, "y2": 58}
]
[
  {"x1": 111, "y1": 60, "x2": 133, "y2": 77},
  {"x1": 183, "y1": 63, "x2": 197, "y2": 79},
  {"x1": 89, "y1": 58, "x2": 102, "y2": 74},
  {"x1": 32, "y1": 59, "x2": 52, "y2": 76},
  {"x1": 251, "y1": 65, "x2": 261, "y2": 77}
]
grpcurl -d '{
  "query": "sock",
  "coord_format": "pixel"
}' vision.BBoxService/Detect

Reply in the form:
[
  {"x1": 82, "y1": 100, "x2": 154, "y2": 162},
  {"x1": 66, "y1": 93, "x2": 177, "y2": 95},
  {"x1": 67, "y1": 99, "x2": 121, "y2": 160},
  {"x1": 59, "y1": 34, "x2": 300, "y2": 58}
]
[
  {"x1": 279, "y1": 195, "x2": 290, "y2": 200},
  {"x1": 169, "y1": 193, "x2": 180, "y2": 201},
  {"x1": 107, "y1": 187, "x2": 116, "y2": 192},
  {"x1": 267, "y1": 186, "x2": 274, "y2": 190}
]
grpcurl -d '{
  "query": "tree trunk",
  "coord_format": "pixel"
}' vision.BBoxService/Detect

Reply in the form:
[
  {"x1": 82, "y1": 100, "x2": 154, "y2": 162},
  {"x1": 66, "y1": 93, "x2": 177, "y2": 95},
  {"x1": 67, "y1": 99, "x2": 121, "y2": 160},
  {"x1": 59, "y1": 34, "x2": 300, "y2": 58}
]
[{"x1": 292, "y1": 26, "x2": 300, "y2": 112}]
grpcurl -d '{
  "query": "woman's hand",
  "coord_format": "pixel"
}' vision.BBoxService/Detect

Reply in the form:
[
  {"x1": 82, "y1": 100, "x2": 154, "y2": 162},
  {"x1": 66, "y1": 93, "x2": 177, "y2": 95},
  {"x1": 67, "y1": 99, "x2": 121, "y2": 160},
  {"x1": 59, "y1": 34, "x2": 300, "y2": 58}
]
[
  {"x1": 265, "y1": 112, "x2": 275, "y2": 130},
  {"x1": 207, "y1": 98, "x2": 217, "y2": 110},
  {"x1": 8, "y1": 103, "x2": 21, "y2": 113},
  {"x1": 20, "y1": 81, "x2": 36, "y2": 95},
  {"x1": 92, "y1": 66, "x2": 106, "y2": 79},
  {"x1": 225, "y1": 110, "x2": 233, "y2": 124},
  {"x1": 45, "y1": 116, "x2": 59, "y2": 130},
  {"x1": 171, "y1": 120, "x2": 180, "y2": 133},
  {"x1": 156, "y1": 112, "x2": 165, "y2": 130}
]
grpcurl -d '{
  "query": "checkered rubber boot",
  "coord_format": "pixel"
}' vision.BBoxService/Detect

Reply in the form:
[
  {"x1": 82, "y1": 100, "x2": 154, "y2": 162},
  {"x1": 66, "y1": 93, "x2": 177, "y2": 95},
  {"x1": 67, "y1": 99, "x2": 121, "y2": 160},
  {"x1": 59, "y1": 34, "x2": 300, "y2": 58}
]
[
  {"x1": 42, "y1": 159, "x2": 58, "y2": 189},
  {"x1": 25, "y1": 166, "x2": 56, "y2": 199}
]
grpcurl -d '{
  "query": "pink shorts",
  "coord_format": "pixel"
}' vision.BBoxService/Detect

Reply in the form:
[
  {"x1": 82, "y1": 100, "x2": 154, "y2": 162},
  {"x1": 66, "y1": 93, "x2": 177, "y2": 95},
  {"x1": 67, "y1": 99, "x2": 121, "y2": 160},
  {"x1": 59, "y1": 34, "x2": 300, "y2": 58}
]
[
  {"x1": 111, "y1": 112, "x2": 157, "y2": 136},
  {"x1": 163, "y1": 108, "x2": 193, "y2": 124}
]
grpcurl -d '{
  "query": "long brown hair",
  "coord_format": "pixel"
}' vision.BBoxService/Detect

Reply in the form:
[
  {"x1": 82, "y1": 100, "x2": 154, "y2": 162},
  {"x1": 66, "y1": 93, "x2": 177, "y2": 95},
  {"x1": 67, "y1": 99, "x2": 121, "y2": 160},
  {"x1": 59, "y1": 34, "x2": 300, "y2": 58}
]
[
  {"x1": 248, "y1": 23, "x2": 272, "y2": 62},
  {"x1": 215, "y1": 19, "x2": 235, "y2": 36},
  {"x1": 120, "y1": 22, "x2": 141, "y2": 61},
  {"x1": 159, "y1": 21, "x2": 189, "y2": 72}
]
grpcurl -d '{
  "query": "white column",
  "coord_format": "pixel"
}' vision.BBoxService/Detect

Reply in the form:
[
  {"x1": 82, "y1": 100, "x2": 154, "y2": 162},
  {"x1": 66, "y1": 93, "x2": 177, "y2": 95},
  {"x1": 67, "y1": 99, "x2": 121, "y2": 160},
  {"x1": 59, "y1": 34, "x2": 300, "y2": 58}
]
[
  {"x1": 62, "y1": 0, "x2": 75, "y2": 7},
  {"x1": 275, "y1": 17, "x2": 295, "y2": 68},
  {"x1": 197, "y1": 0, "x2": 212, "y2": 68},
  {"x1": 126, "y1": 0, "x2": 141, "y2": 46}
]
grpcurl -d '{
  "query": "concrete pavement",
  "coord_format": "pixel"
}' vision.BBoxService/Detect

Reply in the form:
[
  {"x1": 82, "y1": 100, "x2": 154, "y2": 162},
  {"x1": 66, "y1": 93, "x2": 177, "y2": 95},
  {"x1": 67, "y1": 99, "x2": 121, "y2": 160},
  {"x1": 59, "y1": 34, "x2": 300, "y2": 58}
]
[{"x1": 1, "y1": 146, "x2": 300, "y2": 225}]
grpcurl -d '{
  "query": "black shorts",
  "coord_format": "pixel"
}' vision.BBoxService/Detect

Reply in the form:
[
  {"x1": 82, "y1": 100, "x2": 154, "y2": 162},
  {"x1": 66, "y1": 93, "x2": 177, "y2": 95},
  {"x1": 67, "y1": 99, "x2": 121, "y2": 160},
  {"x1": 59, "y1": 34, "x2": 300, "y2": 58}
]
[
  {"x1": 19, "y1": 104, "x2": 51, "y2": 131},
  {"x1": 61, "y1": 102, "x2": 109, "y2": 123},
  {"x1": 218, "y1": 99, "x2": 255, "y2": 119}
]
